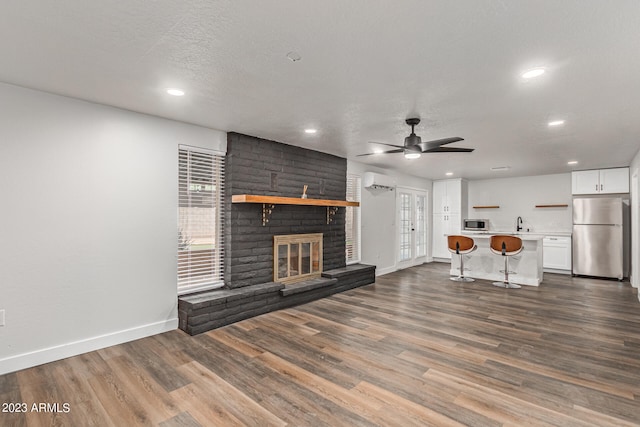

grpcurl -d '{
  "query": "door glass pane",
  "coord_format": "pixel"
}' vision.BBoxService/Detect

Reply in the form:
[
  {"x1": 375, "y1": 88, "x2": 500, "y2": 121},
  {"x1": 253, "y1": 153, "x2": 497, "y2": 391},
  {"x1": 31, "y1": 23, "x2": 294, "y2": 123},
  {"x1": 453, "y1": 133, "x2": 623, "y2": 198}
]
[
  {"x1": 416, "y1": 195, "x2": 426, "y2": 257},
  {"x1": 278, "y1": 244, "x2": 288, "y2": 279},
  {"x1": 312, "y1": 242, "x2": 320, "y2": 272},
  {"x1": 399, "y1": 193, "x2": 411, "y2": 261},
  {"x1": 301, "y1": 242, "x2": 311, "y2": 274},
  {"x1": 290, "y1": 243, "x2": 299, "y2": 276}
]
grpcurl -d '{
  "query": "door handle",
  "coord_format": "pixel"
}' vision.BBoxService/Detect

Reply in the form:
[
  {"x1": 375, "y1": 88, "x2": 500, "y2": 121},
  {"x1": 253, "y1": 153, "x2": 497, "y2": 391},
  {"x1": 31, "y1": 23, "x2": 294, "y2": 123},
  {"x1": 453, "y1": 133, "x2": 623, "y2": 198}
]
[{"x1": 600, "y1": 184, "x2": 603, "y2": 191}]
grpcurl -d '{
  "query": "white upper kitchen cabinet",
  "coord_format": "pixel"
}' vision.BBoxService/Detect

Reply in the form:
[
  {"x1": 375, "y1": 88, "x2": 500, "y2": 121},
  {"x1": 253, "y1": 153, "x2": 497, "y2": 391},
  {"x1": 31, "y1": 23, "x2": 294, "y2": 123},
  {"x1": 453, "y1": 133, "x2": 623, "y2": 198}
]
[
  {"x1": 571, "y1": 168, "x2": 629, "y2": 195},
  {"x1": 433, "y1": 179, "x2": 467, "y2": 214},
  {"x1": 599, "y1": 168, "x2": 630, "y2": 193}
]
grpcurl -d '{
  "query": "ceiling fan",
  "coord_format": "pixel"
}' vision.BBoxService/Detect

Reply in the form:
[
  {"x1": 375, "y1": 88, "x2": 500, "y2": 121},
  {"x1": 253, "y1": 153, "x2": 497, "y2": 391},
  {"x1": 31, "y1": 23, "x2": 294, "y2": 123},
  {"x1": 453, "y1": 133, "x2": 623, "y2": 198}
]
[{"x1": 358, "y1": 118, "x2": 473, "y2": 159}]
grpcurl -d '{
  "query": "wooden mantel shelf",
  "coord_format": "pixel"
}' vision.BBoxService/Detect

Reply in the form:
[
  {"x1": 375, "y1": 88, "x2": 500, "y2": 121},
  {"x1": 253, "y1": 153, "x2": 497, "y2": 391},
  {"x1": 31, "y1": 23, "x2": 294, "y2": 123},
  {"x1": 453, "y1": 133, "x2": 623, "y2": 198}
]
[
  {"x1": 232, "y1": 194, "x2": 358, "y2": 226},
  {"x1": 232, "y1": 194, "x2": 359, "y2": 207}
]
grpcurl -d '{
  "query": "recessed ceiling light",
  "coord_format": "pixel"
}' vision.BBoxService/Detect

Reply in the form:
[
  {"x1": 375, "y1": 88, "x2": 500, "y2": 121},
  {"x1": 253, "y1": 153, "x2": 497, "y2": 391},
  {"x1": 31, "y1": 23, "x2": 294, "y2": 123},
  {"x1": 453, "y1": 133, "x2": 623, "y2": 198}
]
[
  {"x1": 522, "y1": 68, "x2": 545, "y2": 79},
  {"x1": 166, "y1": 88, "x2": 185, "y2": 96},
  {"x1": 490, "y1": 166, "x2": 511, "y2": 171},
  {"x1": 567, "y1": 160, "x2": 578, "y2": 165},
  {"x1": 304, "y1": 129, "x2": 317, "y2": 134},
  {"x1": 548, "y1": 120, "x2": 565, "y2": 126},
  {"x1": 404, "y1": 152, "x2": 421, "y2": 160},
  {"x1": 372, "y1": 148, "x2": 384, "y2": 154},
  {"x1": 446, "y1": 172, "x2": 453, "y2": 176}
]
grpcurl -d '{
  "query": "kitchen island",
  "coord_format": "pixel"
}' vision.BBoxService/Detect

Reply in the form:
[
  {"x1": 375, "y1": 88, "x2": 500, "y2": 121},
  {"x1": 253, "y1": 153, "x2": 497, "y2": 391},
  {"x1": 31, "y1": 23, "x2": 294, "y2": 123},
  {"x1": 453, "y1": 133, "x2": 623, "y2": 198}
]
[{"x1": 450, "y1": 233, "x2": 544, "y2": 286}]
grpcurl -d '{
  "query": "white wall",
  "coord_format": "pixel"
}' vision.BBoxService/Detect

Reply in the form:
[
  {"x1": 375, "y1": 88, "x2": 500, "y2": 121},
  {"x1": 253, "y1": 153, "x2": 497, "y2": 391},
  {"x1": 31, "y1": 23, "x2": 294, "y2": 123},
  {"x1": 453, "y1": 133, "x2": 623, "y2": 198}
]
[
  {"x1": 347, "y1": 160, "x2": 432, "y2": 275},
  {"x1": 629, "y1": 149, "x2": 640, "y2": 291},
  {"x1": 467, "y1": 173, "x2": 572, "y2": 233},
  {"x1": 0, "y1": 83, "x2": 226, "y2": 374}
]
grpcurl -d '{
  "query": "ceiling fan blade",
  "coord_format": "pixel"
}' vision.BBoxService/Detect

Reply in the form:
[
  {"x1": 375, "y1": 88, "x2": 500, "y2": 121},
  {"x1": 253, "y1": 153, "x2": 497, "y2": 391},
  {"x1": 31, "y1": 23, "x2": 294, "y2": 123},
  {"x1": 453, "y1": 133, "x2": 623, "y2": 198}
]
[
  {"x1": 423, "y1": 147, "x2": 474, "y2": 153},
  {"x1": 356, "y1": 149, "x2": 404, "y2": 156},
  {"x1": 368, "y1": 141, "x2": 405, "y2": 149},
  {"x1": 419, "y1": 136, "x2": 464, "y2": 150}
]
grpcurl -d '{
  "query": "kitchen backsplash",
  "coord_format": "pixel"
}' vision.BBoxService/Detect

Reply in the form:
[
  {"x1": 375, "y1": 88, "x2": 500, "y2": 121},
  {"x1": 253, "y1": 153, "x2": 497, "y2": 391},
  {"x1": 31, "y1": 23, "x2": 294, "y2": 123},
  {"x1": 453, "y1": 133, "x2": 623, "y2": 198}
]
[{"x1": 466, "y1": 173, "x2": 572, "y2": 233}]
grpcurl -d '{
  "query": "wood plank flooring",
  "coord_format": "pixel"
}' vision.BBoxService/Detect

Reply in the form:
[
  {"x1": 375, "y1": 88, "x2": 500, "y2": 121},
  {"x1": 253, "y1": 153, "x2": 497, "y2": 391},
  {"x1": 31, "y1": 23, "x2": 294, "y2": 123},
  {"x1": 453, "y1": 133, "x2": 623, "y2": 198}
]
[{"x1": 2, "y1": 263, "x2": 640, "y2": 426}]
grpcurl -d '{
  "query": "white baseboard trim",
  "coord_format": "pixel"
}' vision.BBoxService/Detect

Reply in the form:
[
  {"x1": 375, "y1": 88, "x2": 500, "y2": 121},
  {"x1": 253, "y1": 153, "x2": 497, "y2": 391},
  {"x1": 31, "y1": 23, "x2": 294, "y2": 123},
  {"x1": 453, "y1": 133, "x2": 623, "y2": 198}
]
[
  {"x1": 375, "y1": 266, "x2": 397, "y2": 276},
  {"x1": 0, "y1": 318, "x2": 178, "y2": 375}
]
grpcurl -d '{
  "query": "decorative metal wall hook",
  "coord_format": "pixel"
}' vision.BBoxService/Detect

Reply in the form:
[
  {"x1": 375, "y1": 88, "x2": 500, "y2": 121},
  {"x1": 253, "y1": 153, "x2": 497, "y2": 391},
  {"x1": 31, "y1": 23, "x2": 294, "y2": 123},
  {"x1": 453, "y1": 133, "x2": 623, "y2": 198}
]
[
  {"x1": 262, "y1": 203, "x2": 275, "y2": 226},
  {"x1": 326, "y1": 206, "x2": 339, "y2": 224}
]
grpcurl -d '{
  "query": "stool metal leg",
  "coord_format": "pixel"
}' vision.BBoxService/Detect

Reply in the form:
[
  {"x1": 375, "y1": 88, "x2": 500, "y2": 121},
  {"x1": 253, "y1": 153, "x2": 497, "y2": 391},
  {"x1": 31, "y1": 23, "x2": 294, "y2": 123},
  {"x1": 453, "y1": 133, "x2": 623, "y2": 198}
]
[
  {"x1": 451, "y1": 253, "x2": 475, "y2": 282},
  {"x1": 492, "y1": 256, "x2": 521, "y2": 288}
]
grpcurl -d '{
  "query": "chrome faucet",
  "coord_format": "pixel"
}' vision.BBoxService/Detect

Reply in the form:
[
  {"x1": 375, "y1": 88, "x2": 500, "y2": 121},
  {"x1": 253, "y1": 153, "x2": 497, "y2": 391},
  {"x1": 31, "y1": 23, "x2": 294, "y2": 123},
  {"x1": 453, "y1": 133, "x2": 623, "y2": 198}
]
[{"x1": 516, "y1": 216, "x2": 523, "y2": 232}]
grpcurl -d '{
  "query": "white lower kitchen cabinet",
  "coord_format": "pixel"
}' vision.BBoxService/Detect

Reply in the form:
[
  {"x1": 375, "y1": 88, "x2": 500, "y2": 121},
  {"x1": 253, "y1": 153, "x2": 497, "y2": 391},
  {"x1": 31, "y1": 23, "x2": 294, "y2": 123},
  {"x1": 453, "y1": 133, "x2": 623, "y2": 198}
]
[{"x1": 543, "y1": 236, "x2": 572, "y2": 272}]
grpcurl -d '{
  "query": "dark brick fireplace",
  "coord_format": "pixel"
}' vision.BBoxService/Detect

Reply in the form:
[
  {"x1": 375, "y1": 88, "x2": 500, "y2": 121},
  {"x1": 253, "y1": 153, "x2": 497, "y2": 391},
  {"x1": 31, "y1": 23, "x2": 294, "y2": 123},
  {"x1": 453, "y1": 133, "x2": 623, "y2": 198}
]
[
  {"x1": 178, "y1": 133, "x2": 375, "y2": 335},
  {"x1": 224, "y1": 132, "x2": 348, "y2": 288}
]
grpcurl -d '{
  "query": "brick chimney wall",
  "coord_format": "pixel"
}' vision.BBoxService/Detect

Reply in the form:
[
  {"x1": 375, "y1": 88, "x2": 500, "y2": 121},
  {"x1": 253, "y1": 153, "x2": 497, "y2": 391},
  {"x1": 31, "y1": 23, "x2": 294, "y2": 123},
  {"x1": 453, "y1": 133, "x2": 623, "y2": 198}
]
[{"x1": 223, "y1": 133, "x2": 347, "y2": 289}]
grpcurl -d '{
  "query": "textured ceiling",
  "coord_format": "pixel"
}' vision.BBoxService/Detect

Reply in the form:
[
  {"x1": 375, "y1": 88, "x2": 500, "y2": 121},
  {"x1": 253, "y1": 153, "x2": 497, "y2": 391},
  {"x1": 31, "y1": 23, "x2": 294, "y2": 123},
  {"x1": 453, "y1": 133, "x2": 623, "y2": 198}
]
[{"x1": 1, "y1": 0, "x2": 639, "y2": 180}]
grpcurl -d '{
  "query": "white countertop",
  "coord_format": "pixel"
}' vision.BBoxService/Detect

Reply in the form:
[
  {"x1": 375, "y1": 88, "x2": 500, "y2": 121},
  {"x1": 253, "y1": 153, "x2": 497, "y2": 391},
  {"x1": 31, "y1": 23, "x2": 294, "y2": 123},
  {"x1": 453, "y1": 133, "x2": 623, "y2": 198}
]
[
  {"x1": 461, "y1": 232, "x2": 544, "y2": 241},
  {"x1": 463, "y1": 230, "x2": 572, "y2": 237}
]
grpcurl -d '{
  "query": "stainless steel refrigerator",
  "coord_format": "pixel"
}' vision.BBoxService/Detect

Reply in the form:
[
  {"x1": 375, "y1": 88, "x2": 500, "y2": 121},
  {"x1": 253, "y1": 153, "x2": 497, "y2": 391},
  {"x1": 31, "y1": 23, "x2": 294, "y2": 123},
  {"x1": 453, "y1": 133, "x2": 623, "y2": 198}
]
[{"x1": 572, "y1": 197, "x2": 626, "y2": 279}]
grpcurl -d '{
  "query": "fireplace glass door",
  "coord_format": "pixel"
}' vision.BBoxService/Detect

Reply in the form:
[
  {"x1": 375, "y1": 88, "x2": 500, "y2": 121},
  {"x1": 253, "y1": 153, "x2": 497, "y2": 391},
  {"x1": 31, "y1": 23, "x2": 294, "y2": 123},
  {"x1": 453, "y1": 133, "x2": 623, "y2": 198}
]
[{"x1": 274, "y1": 233, "x2": 323, "y2": 284}]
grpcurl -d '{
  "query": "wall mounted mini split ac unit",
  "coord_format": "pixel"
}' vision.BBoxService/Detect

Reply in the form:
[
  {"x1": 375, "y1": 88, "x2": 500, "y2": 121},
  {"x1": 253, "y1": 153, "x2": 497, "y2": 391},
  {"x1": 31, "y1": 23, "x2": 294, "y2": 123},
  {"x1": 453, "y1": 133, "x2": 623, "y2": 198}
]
[{"x1": 363, "y1": 172, "x2": 396, "y2": 190}]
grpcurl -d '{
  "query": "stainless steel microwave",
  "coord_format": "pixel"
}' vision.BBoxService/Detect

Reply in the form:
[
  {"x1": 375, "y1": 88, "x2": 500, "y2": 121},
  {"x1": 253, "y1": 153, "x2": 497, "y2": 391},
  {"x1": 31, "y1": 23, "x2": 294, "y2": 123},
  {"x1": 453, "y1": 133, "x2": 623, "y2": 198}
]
[{"x1": 464, "y1": 219, "x2": 489, "y2": 231}]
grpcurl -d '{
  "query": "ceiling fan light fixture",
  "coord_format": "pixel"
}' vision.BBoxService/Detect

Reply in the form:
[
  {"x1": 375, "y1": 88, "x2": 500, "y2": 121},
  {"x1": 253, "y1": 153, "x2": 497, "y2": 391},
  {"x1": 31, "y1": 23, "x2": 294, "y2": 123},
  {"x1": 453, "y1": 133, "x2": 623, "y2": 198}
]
[
  {"x1": 358, "y1": 117, "x2": 469, "y2": 159},
  {"x1": 404, "y1": 144, "x2": 422, "y2": 159}
]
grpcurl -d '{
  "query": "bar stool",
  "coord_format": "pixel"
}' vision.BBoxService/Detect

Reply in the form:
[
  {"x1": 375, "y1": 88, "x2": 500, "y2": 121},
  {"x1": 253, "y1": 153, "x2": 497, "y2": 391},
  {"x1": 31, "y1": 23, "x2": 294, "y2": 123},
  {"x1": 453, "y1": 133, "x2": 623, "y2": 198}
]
[
  {"x1": 490, "y1": 235, "x2": 523, "y2": 289},
  {"x1": 447, "y1": 235, "x2": 477, "y2": 282}
]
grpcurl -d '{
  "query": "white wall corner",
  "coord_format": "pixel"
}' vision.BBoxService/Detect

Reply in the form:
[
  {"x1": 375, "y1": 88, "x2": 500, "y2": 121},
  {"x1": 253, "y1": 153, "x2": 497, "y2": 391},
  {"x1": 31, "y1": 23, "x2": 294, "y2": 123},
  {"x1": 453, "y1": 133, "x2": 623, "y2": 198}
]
[{"x1": 375, "y1": 266, "x2": 398, "y2": 276}]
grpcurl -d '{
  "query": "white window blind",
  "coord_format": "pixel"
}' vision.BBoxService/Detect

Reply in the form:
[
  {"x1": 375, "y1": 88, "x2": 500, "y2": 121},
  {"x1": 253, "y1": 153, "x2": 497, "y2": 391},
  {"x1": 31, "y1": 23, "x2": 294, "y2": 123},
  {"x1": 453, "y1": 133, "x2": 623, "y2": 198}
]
[
  {"x1": 346, "y1": 174, "x2": 361, "y2": 264},
  {"x1": 178, "y1": 145, "x2": 225, "y2": 294}
]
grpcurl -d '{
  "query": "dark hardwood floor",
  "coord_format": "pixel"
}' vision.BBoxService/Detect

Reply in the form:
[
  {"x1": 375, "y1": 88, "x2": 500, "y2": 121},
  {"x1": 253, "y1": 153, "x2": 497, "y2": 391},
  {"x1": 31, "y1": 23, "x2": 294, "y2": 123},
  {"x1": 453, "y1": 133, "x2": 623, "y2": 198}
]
[{"x1": 2, "y1": 263, "x2": 640, "y2": 426}]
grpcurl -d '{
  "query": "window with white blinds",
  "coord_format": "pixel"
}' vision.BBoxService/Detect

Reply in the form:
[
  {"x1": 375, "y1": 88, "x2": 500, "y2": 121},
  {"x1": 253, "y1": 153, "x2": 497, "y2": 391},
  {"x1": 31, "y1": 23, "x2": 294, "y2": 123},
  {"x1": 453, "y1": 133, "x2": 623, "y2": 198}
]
[
  {"x1": 178, "y1": 145, "x2": 225, "y2": 295},
  {"x1": 346, "y1": 174, "x2": 361, "y2": 264}
]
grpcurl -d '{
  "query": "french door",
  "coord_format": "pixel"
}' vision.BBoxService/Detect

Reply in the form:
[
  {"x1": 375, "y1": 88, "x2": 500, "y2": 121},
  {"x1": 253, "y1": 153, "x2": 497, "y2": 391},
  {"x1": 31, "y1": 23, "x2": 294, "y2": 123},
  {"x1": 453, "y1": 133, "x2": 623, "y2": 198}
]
[{"x1": 397, "y1": 187, "x2": 428, "y2": 269}]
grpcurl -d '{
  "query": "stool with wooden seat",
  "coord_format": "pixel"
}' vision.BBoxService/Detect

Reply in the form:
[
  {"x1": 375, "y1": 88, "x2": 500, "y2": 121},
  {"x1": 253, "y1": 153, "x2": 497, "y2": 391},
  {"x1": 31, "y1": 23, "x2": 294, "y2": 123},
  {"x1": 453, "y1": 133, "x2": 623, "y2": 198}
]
[
  {"x1": 490, "y1": 235, "x2": 523, "y2": 289},
  {"x1": 447, "y1": 235, "x2": 477, "y2": 282}
]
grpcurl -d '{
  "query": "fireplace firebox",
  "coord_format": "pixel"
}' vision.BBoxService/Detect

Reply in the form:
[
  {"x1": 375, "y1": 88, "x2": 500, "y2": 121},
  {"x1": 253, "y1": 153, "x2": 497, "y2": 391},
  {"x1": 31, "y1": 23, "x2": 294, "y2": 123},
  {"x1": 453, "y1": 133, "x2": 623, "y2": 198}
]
[{"x1": 273, "y1": 233, "x2": 323, "y2": 284}]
